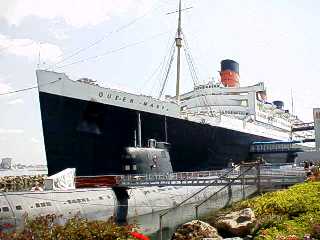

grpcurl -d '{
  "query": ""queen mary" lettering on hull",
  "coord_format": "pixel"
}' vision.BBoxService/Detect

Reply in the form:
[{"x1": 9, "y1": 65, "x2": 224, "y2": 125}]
[{"x1": 98, "y1": 91, "x2": 170, "y2": 112}]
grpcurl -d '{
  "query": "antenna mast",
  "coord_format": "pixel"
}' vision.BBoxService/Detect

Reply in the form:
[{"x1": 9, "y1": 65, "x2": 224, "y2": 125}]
[
  {"x1": 175, "y1": 0, "x2": 182, "y2": 103},
  {"x1": 291, "y1": 88, "x2": 294, "y2": 114}
]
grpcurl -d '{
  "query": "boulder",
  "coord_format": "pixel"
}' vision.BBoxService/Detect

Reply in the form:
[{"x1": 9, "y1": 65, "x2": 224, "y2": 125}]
[
  {"x1": 171, "y1": 220, "x2": 222, "y2": 240},
  {"x1": 215, "y1": 208, "x2": 256, "y2": 237}
]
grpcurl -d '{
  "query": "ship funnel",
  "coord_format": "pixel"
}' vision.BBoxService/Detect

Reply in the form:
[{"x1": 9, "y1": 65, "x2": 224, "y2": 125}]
[
  {"x1": 273, "y1": 100, "x2": 284, "y2": 109},
  {"x1": 220, "y1": 59, "x2": 240, "y2": 87}
]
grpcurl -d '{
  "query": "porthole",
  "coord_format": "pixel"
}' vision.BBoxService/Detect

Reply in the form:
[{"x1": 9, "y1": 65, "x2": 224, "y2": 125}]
[
  {"x1": 2, "y1": 207, "x2": 9, "y2": 212},
  {"x1": 16, "y1": 206, "x2": 22, "y2": 210}
]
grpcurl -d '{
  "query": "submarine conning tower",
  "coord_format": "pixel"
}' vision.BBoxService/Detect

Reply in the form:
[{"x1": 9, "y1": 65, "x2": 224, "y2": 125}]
[{"x1": 220, "y1": 59, "x2": 240, "y2": 87}]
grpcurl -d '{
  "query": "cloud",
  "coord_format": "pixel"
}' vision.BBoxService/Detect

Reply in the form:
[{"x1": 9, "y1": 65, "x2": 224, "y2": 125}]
[
  {"x1": 49, "y1": 28, "x2": 69, "y2": 40},
  {"x1": 7, "y1": 98, "x2": 24, "y2": 105},
  {"x1": 0, "y1": 128, "x2": 24, "y2": 134},
  {"x1": 0, "y1": 34, "x2": 63, "y2": 62},
  {"x1": 30, "y1": 137, "x2": 40, "y2": 144},
  {"x1": 0, "y1": 0, "x2": 154, "y2": 28},
  {"x1": 0, "y1": 82, "x2": 12, "y2": 94}
]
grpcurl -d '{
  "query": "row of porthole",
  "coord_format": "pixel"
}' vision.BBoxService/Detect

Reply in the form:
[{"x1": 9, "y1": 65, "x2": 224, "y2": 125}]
[
  {"x1": 0, "y1": 196, "x2": 115, "y2": 213},
  {"x1": 0, "y1": 205, "x2": 22, "y2": 212},
  {"x1": 35, "y1": 202, "x2": 52, "y2": 208},
  {"x1": 67, "y1": 198, "x2": 90, "y2": 204}
]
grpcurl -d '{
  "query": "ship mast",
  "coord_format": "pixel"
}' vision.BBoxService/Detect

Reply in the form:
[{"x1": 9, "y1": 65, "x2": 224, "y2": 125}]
[{"x1": 175, "y1": 0, "x2": 182, "y2": 103}]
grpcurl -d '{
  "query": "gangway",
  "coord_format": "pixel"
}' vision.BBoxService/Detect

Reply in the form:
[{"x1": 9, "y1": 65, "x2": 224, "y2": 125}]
[
  {"x1": 75, "y1": 164, "x2": 306, "y2": 188},
  {"x1": 117, "y1": 168, "x2": 305, "y2": 187},
  {"x1": 249, "y1": 140, "x2": 304, "y2": 154},
  {"x1": 292, "y1": 122, "x2": 314, "y2": 132}
]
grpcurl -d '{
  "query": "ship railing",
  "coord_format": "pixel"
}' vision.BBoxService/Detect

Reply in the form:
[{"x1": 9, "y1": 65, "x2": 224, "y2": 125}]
[
  {"x1": 158, "y1": 162, "x2": 306, "y2": 240},
  {"x1": 118, "y1": 168, "x2": 240, "y2": 185},
  {"x1": 291, "y1": 122, "x2": 314, "y2": 132},
  {"x1": 118, "y1": 163, "x2": 305, "y2": 186},
  {"x1": 158, "y1": 162, "x2": 259, "y2": 240}
]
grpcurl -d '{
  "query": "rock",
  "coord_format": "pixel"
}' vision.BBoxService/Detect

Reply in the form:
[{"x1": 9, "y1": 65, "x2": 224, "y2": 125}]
[
  {"x1": 171, "y1": 220, "x2": 223, "y2": 240},
  {"x1": 215, "y1": 208, "x2": 256, "y2": 237},
  {"x1": 237, "y1": 208, "x2": 255, "y2": 223}
]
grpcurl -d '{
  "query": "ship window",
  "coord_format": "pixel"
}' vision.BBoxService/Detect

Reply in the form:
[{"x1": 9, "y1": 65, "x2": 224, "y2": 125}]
[
  {"x1": 16, "y1": 205, "x2": 22, "y2": 210},
  {"x1": 71, "y1": 200, "x2": 77, "y2": 203},
  {"x1": 107, "y1": 195, "x2": 111, "y2": 199},
  {"x1": 67, "y1": 200, "x2": 72, "y2": 204},
  {"x1": 46, "y1": 202, "x2": 52, "y2": 207},
  {"x1": 40, "y1": 203, "x2": 46, "y2": 207},
  {"x1": 161, "y1": 151, "x2": 166, "y2": 158},
  {"x1": 2, "y1": 207, "x2": 9, "y2": 212},
  {"x1": 35, "y1": 203, "x2": 40, "y2": 208},
  {"x1": 77, "y1": 199, "x2": 82, "y2": 203},
  {"x1": 125, "y1": 165, "x2": 130, "y2": 171},
  {"x1": 132, "y1": 164, "x2": 137, "y2": 170},
  {"x1": 86, "y1": 198, "x2": 90, "y2": 202},
  {"x1": 99, "y1": 196, "x2": 103, "y2": 200}
]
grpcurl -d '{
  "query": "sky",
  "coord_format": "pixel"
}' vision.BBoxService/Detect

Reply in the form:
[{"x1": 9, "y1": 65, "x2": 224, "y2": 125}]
[{"x1": 0, "y1": 0, "x2": 319, "y2": 165}]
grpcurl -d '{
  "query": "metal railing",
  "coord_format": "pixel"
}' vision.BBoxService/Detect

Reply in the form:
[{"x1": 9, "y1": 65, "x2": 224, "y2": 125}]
[
  {"x1": 194, "y1": 165, "x2": 256, "y2": 218},
  {"x1": 157, "y1": 162, "x2": 306, "y2": 240},
  {"x1": 118, "y1": 168, "x2": 239, "y2": 187},
  {"x1": 158, "y1": 163, "x2": 255, "y2": 240}
]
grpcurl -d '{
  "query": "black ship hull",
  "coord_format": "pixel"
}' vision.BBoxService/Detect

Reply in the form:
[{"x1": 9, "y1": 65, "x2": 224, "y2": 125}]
[{"x1": 39, "y1": 92, "x2": 274, "y2": 176}]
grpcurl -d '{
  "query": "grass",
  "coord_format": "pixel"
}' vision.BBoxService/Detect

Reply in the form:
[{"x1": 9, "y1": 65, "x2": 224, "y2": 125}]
[{"x1": 205, "y1": 182, "x2": 320, "y2": 239}]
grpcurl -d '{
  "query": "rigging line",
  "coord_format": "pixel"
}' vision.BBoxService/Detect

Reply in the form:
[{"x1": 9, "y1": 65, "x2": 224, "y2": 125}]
[
  {"x1": 181, "y1": 31, "x2": 200, "y2": 85},
  {"x1": 158, "y1": 39, "x2": 176, "y2": 99},
  {"x1": 139, "y1": 32, "x2": 175, "y2": 94},
  {"x1": 55, "y1": 31, "x2": 170, "y2": 69},
  {"x1": 0, "y1": 79, "x2": 61, "y2": 96},
  {"x1": 48, "y1": 1, "x2": 162, "y2": 69},
  {"x1": 150, "y1": 31, "x2": 176, "y2": 96},
  {"x1": 181, "y1": 34, "x2": 214, "y2": 117},
  {"x1": 139, "y1": 58, "x2": 164, "y2": 94},
  {"x1": 154, "y1": 37, "x2": 174, "y2": 96}
]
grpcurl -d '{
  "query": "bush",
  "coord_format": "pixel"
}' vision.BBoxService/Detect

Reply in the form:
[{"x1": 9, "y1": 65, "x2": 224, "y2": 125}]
[
  {"x1": 231, "y1": 182, "x2": 320, "y2": 239},
  {"x1": 0, "y1": 215, "x2": 139, "y2": 240}
]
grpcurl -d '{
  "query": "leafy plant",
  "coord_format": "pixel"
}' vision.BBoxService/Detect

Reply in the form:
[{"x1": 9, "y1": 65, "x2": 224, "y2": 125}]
[{"x1": 0, "y1": 215, "x2": 140, "y2": 240}]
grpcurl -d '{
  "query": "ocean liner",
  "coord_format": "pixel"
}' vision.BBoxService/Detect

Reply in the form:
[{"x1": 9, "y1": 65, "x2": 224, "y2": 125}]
[{"x1": 36, "y1": 1, "x2": 308, "y2": 176}]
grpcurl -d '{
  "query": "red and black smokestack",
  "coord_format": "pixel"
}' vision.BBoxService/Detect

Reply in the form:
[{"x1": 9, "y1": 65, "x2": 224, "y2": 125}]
[{"x1": 220, "y1": 59, "x2": 240, "y2": 87}]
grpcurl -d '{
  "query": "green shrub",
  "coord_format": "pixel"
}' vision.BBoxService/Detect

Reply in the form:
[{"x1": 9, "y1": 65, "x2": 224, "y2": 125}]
[
  {"x1": 228, "y1": 182, "x2": 320, "y2": 239},
  {"x1": 0, "y1": 215, "x2": 137, "y2": 240}
]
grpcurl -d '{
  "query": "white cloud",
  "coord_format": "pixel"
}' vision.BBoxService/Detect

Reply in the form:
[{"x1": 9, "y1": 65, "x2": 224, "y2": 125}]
[
  {"x1": 30, "y1": 137, "x2": 40, "y2": 144},
  {"x1": 7, "y1": 98, "x2": 24, "y2": 105},
  {"x1": 0, "y1": 128, "x2": 24, "y2": 134},
  {"x1": 49, "y1": 28, "x2": 69, "y2": 40},
  {"x1": 0, "y1": 0, "x2": 154, "y2": 28},
  {"x1": 0, "y1": 82, "x2": 12, "y2": 94},
  {"x1": 0, "y1": 34, "x2": 63, "y2": 62}
]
